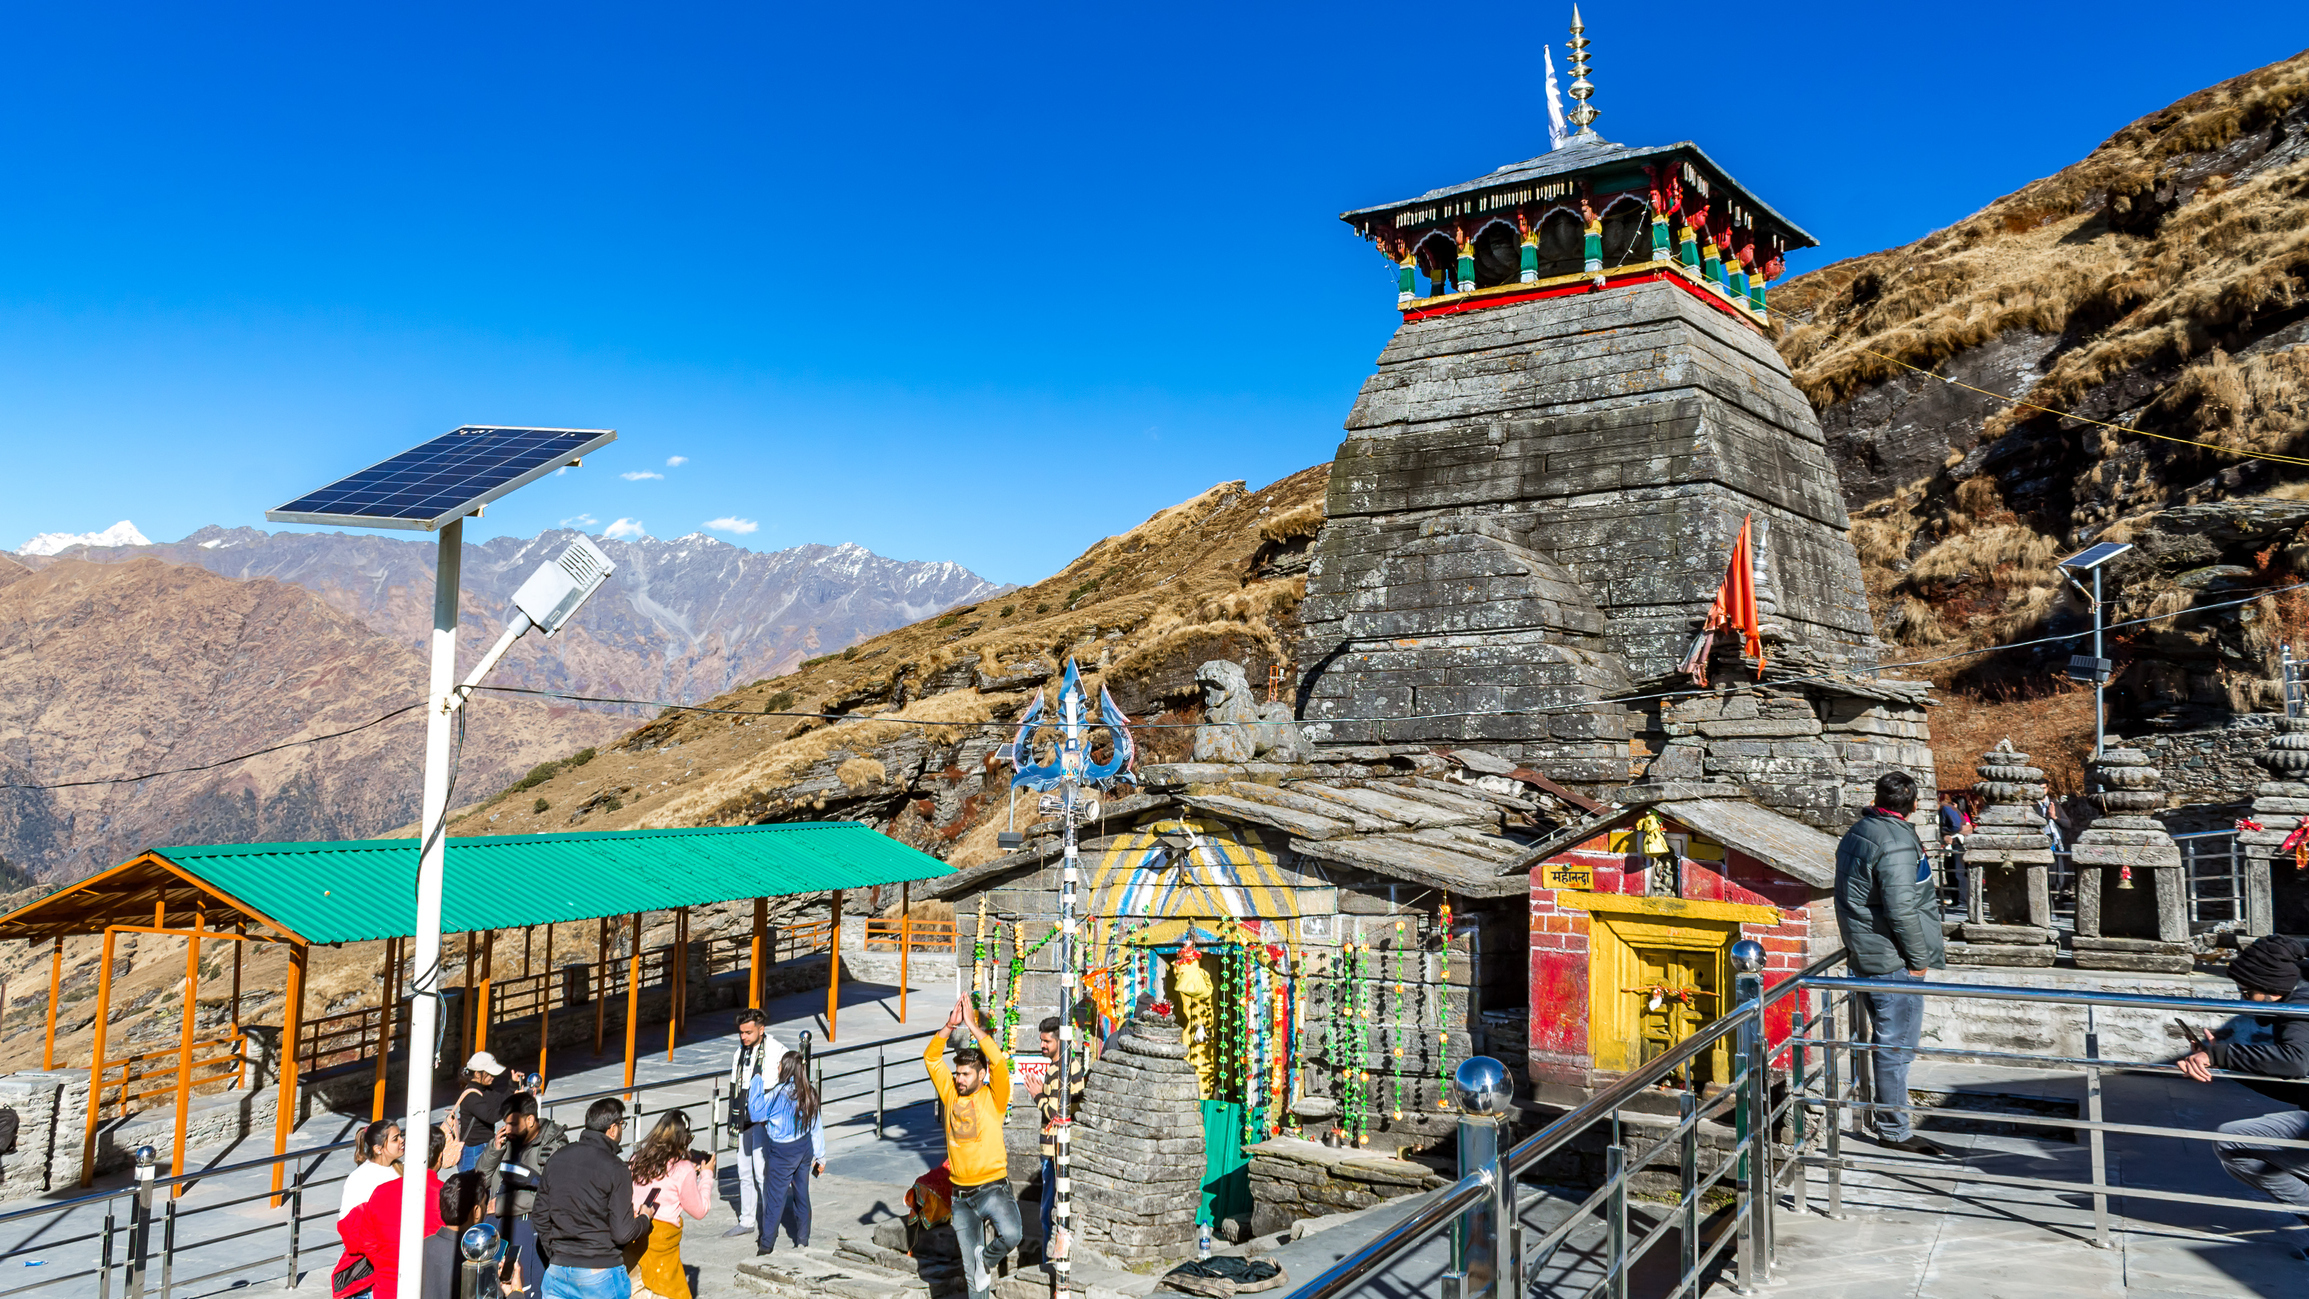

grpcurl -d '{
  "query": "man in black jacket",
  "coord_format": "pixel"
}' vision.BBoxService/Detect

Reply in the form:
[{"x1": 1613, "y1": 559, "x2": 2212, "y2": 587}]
[
  {"x1": 1833, "y1": 770, "x2": 1950, "y2": 1158},
  {"x1": 533, "y1": 1098, "x2": 656, "y2": 1299},
  {"x1": 2177, "y1": 934, "x2": 2309, "y2": 1226}
]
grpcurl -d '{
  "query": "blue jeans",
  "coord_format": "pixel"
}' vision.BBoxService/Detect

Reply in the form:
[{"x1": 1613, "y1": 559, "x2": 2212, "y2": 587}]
[
  {"x1": 541, "y1": 1265, "x2": 630, "y2": 1299},
  {"x1": 1860, "y1": 970, "x2": 1924, "y2": 1141},
  {"x1": 1038, "y1": 1157, "x2": 1056, "y2": 1245},
  {"x1": 950, "y1": 1179, "x2": 1022, "y2": 1299},
  {"x1": 756, "y1": 1135, "x2": 813, "y2": 1252},
  {"x1": 457, "y1": 1142, "x2": 484, "y2": 1173}
]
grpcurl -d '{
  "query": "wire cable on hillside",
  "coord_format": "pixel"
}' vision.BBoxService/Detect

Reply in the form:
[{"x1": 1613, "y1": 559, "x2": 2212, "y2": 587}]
[
  {"x1": 17, "y1": 569, "x2": 2304, "y2": 796},
  {"x1": 0, "y1": 701, "x2": 427, "y2": 791},
  {"x1": 471, "y1": 572, "x2": 2309, "y2": 731},
  {"x1": 1859, "y1": 347, "x2": 2309, "y2": 468}
]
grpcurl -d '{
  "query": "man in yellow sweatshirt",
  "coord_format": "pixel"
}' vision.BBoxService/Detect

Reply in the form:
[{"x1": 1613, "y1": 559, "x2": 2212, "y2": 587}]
[{"x1": 925, "y1": 996, "x2": 1017, "y2": 1299}]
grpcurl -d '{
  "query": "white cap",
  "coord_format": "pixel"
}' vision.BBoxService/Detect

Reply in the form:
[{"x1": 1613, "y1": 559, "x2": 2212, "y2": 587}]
[{"x1": 466, "y1": 1051, "x2": 507, "y2": 1075}]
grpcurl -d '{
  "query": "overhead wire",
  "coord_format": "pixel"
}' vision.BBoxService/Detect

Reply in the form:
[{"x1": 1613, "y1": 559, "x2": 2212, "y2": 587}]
[
  {"x1": 1858, "y1": 347, "x2": 2309, "y2": 469},
  {"x1": 14, "y1": 563, "x2": 2302, "y2": 794}
]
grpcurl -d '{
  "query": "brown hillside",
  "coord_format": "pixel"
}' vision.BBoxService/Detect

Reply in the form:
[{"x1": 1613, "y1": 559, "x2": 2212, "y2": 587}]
[
  {"x1": 1773, "y1": 50, "x2": 2309, "y2": 790},
  {"x1": 454, "y1": 467, "x2": 1331, "y2": 868}
]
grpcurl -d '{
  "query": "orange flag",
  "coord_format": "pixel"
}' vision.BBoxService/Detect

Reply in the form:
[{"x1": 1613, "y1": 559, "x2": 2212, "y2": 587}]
[{"x1": 1702, "y1": 515, "x2": 1766, "y2": 675}]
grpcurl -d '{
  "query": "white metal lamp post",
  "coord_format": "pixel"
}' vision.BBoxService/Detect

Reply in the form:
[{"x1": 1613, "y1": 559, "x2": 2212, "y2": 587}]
[{"x1": 269, "y1": 426, "x2": 616, "y2": 1299}]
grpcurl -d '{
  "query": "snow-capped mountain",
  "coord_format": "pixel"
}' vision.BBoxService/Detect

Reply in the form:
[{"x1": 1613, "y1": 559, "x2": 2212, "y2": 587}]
[
  {"x1": 16, "y1": 520, "x2": 151, "y2": 556},
  {"x1": 19, "y1": 525, "x2": 1007, "y2": 708}
]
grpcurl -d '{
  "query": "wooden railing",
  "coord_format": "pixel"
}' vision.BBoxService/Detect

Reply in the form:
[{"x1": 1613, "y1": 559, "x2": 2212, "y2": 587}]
[
  {"x1": 96, "y1": 1034, "x2": 247, "y2": 1118},
  {"x1": 862, "y1": 918, "x2": 958, "y2": 952},
  {"x1": 301, "y1": 999, "x2": 412, "y2": 1076}
]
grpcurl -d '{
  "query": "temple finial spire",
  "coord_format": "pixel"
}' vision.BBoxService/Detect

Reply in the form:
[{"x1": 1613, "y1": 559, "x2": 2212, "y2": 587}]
[{"x1": 1566, "y1": 7, "x2": 1599, "y2": 138}]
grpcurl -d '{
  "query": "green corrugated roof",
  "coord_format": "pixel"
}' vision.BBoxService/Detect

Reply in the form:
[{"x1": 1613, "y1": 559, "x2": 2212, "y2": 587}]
[{"x1": 155, "y1": 822, "x2": 952, "y2": 945}]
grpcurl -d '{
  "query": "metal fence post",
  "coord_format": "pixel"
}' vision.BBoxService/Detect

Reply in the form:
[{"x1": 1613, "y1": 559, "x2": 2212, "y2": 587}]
[
  {"x1": 2085, "y1": 1007, "x2": 2111, "y2": 1249},
  {"x1": 101, "y1": 1194, "x2": 118, "y2": 1299},
  {"x1": 126, "y1": 1146, "x2": 156, "y2": 1299},
  {"x1": 458, "y1": 1222, "x2": 501, "y2": 1299},
  {"x1": 1605, "y1": 1141, "x2": 1628, "y2": 1299},
  {"x1": 710, "y1": 1077, "x2": 724, "y2": 1156},
  {"x1": 1825, "y1": 988, "x2": 1844, "y2": 1219},
  {"x1": 287, "y1": 1180, "x2": 303, "y2": 1288},
  {"x1": 159, "y1": 1191, "x2": 177, "y2": 1299},
  {"x1": 1678, "y1": 1088, "x2": 1699, "y2": 1292},
  {"x1": 1447, "y1": 1058, "x2": 1510, "y2": 1299},
  {"x1": 875, "y1": 1048, "x2": 887, "y2": 1140},
  {"x1": 1730, "y1": 941, "x2": 1764, "y2": 1294},
  {"x1": 1790, "y1": 984, "x2": 1811, "y2": 1216}
]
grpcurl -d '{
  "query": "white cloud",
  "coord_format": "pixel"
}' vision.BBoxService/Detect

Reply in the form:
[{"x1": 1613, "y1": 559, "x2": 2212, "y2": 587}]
[
  {"x1": 703, "y1": 516, "x2": 760, "y2": 535},
  {"x1": 603, "y1": 518, "x2": 648, "y2": 540},
  {"x1": 666, "y1": 456, "x2": 688, "y2": 467},
  {"x1": 620, "y1": 470, "x2": 665, "y2": 481},
  {"x1": 560, "y1": 513, "x2": 598, "y2": 528}
]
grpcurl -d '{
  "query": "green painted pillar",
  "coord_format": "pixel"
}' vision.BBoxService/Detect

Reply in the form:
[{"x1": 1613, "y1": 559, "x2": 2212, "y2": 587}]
[
  {"x1": 1455, "y1": 244, "x2": 1475, "y2": 293},
  {"x1": 1750, "y1": 277, "x2": 1768, "y2": 313},
  {"x1": 1728, "y1": 257, "x2": 1749, "y2": 302},
  {"x1": 1583, "y1": 219, "x2": 1602, "y2": 276},
  {"x1": 1519, "y1": 236, "x2": 1538, "y2": 283},
  {"x1": 1397, "y1": 257, "x2": 1417, "y2": 304},
  {"x1": 1650, "y1": 214, "x2": 1671, "y2": 263},
  {"x1": 1679, "y1": 220, "x2": 1700, "y2": 270},
  {"x1": 1702, "y1": 233, "x2": 1724, "y2": 291}
]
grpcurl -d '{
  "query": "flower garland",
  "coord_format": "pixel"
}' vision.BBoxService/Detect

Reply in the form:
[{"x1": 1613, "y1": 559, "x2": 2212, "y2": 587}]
[
  {"x1": 1435, "y1": 903, "x2": 1453, "y2": 1111},
  {"x1": 1390, "y1": 918, "x2": 1408, "y2": 1122},
  {"x1": 971, "y1": 896, "x2": 992, "y2": 1021},
  {"x1": 1002, "y1": 920, "x2": 1027, "y2": 1041}
]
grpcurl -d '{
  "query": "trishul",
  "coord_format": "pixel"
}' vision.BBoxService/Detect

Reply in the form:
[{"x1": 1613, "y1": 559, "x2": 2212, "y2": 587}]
[{"x1": 1008, "y1": 659, "x2": 1136, "y2": 791}]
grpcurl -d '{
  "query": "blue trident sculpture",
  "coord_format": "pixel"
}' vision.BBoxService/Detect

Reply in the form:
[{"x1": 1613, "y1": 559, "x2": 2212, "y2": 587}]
[
  {"x1": 1008, "y1": 658, "x2": 1137, "y2": 792},
  {"x1": 1002, "y1": 658, "x2": 1133, "y2": 1284}
]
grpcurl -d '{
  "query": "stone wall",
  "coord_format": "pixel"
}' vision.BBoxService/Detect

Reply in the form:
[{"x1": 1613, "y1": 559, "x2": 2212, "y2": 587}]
[
  {"x1": 1072, "y1": 1016, "x2": 1205, "y2": 1263},
  {"x1": 1642, "y1": 686, "x2": 1938, "y2": 833},
  {"x1": 0, "y1": 1071, "x2": 69, "y2": 1198},
  {"x1": 1244, "y1": 1136, "x2": 1447, "y2": 1235},
  {"x1": 2120, "y1": 714, "x2": 2279, "y2": 809}
]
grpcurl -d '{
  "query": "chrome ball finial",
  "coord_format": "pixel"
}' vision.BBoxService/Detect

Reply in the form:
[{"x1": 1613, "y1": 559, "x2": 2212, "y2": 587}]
[
  {"x1": 1450, "y1": 1056, "x2": 1513, "y2": 1115},
  {"x1": 459, "y1": 1223, "x2": 502, "y2": 1263},
  {"x1": 133, "y1": 1145, "x2": 157, "y2": 1168},
  {"x1": 1730, "y1": 940, "x2": 1766, "y2": 973}
]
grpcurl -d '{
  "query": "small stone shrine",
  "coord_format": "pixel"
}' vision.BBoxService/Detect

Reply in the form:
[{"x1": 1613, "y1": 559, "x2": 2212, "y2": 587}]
[
  {"x1": 2071, "y1": 749, "x2": 2189, "y2": 972},
  {"x1": 1947, "y1": 741, "x2": 2058, "y2": 967},
  {"x1": 1071, "y1": 1009, "x2": 1207, "y2": 1264},
  {"x1": 2239, "y1": 717, "x2": 2309, "y2": 938}
]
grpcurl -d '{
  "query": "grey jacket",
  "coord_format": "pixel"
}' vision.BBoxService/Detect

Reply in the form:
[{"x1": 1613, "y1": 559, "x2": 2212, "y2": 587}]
[
  {"x1": 1834, "y1": 808, "x2": 1946, "y2": 976},
  {"x1": 476, "y1": 1117, "x2": 569, "y2": 1218}
]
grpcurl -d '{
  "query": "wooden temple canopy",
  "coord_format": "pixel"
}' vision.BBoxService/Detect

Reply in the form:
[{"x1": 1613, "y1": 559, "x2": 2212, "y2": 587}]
[{"x1": 0, "y1": 822, "x2": 953, "y2": 945}]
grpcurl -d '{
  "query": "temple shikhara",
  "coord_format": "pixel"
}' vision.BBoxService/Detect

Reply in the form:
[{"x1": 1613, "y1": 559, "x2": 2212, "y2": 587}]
[{"x1": 926, "y1": 10, "x2": 1941, "y2": 1254}]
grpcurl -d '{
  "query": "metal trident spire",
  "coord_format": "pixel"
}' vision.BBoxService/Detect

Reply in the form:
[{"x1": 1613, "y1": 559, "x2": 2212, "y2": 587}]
[{"x1": 1567, "y1": 6, "x2": 1600, "y2": 138}]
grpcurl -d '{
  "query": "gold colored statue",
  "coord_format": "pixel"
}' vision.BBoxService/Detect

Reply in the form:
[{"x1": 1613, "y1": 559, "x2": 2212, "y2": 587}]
[{"x1": 1170, "y1": 938, "x2": 1217, "y2": 1098}]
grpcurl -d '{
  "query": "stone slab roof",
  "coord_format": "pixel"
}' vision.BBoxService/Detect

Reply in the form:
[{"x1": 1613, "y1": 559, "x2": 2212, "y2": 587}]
[
  {"x1": 1515, "y1": 787, "x2": 1840, "y2": 891},
  {"x1": 923, "y1": 761, "x2": 1551, "y2": 902}
]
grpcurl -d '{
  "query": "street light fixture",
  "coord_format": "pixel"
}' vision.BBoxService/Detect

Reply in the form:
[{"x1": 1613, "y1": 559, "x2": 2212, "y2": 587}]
[
  {"x1": 267, "y1": 425, "x2": 616, "y2": 1299},
  {"x1": 2057, "y1": 541, "x2": 2133, "y2": 760}
]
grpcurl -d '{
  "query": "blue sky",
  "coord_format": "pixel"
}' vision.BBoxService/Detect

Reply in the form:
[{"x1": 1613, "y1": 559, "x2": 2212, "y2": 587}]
[{"x1": 1, "y1": 5, "x2": 2302, "y2": 584}]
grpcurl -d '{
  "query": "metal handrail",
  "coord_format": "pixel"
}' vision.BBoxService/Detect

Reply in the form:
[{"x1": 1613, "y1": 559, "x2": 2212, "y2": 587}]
[{"x1": 1800, "y1": 973, "x2": 2309, "y2": 1018}]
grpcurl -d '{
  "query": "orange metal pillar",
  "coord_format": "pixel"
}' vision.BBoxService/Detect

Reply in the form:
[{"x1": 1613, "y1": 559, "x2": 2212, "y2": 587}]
[
  {"x1": 230, "y1": 930, "x2": 246, "y2": 1088},
  {"x1": 372, "y1": 936, "x2": 400, "y2": 1121},
  {"x1": 623, "y1": 914, "x2": 642, "y2": 1090},
  {"x1": 826, "y1": 890, "x2": 843, "y2": 1043},
  {"x1": 170, "y1": 912, "x2": 206, "y2": 1189},
  {"x1": 271, "y1": 941, "x2": 308, "y2": 1202},
  {"x1": 79, "y1": 929, "x2": 119, "y2": 1186},
  {"x1": 460, "y1": 931, "x2": 476, "y2": 1065},
  {"x1": 899, "y1": 882, "x2": 911, "y2": 1026},
  {"x1": 537, "y1": 923, "x2": 555, "y2": 1081},
  {"x1": 476, "y1": 929, "x2": 495, "y2": 1055},
  {"x1": 665, "y1": 908, "x2": 684, "y2": 1062},
  {"x1": 42, "y1": 936, "x2": 62, "y2": 1069},
  {"x1": 750, "y1": 899, "x2": 766, "y2": 1010}
]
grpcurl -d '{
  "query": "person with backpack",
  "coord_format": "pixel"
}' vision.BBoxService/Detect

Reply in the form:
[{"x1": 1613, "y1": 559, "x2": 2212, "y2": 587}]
[
  {"x1": 2175, "y1": 934, "x2": 2309, "y2": 1234},
  {"x1": 722, "y1": 1010, "x2": 788, "y2": 1238},
  {"x1": 452, "y1": 1053, "x2": 518, "y2": 1174},
  {"x1": 478, "y1": 1091, "x2": 568, "y2": 1299},
  {"x1": 750, "y1": 1052, "x2": 825, "y2": 1256},
  {"x1": 1833, "y1": 770, "x2": 1950, "y2": 1159}
]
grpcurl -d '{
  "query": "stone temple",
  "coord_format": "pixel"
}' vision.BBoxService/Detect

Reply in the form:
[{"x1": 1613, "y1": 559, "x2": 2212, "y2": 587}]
[{"x1": 1295, "y1": 93, "x2": 1931, "y2": 832}]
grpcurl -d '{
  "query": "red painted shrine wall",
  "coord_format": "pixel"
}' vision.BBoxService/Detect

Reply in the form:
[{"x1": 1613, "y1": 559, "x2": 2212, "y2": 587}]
[{"x1": 1525, "y1": 817, "x2": 1822, "y2": 1089}]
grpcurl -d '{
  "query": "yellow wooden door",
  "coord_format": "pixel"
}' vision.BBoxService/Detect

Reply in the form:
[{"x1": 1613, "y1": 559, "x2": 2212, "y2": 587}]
[{"x1": 1630, "y1": 946, "x2": 1720, "y2": 1086}]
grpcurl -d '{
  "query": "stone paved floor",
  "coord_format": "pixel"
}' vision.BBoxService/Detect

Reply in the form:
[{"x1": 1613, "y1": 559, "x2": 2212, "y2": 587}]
[{"x1": 0, "y1": 954, "x2": 958, "y2": 1299}]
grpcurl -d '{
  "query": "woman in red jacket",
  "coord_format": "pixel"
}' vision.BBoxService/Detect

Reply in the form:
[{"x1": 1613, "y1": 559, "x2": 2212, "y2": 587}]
[{"x1": 333, "y1": 1171, "x2": 445, "y2": 1299}]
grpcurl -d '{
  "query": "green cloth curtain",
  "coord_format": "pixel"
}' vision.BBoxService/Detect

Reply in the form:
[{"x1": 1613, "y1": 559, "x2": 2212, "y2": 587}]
[{"x1": 1199, "y1": 1100, "x2": 1250, "y2": 1225}]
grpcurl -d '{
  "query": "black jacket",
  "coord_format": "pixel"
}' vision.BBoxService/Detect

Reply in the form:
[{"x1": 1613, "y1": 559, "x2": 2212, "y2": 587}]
[
  {"x1": 457, "y1": 1075, "x2": 516, "y2": 1145},
  {"x1": 2208, "y1": 982, "x2": 2309, "y2": 1110},
  {"x1": 1833, "y1": 808, "x2": 1946, "y2": 977},
  {"x1": 533, "y1": 1130, "x2": 651, "y2": 1269}
]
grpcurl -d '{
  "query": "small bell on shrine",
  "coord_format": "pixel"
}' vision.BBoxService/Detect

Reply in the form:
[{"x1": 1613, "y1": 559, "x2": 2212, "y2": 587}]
[
  {"x1": 2116, "y1": 864, "x2": 2134, "y2": 891},
  {"x1": 1998, "y1": 850, "x2": 2016, "y2": 874}
]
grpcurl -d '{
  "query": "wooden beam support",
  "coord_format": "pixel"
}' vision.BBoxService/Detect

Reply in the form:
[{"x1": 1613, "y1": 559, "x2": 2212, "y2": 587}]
[
  {"x1": 827, "y1": 890, "x2": 843, "y2": 1043},
  {"x1": 372, "y1": 936, "x2": 399, "y2": 1121},
  {"x1": 899, "y1": 882, "x2": 911, "y2": 1027},
  {"x1": 476, "y1": 929, "x2": 495, "y2": 1055},
  {"x1": 666, "y1": 907, "x2": 684, "y2": 1062},
  {"x1": 79, "y1": 929, "x2": 118, "y2": 1186},
  {"x1": 623, "y1": 913, "x2": 642, "y2": 1091},
  {"x1": 750, "y1": 898, "x2": 766, "y2": 1010},
  {"x1": 170, "y1": 909, "x2": 205, "y2": 1191},
  {"x1": 42, "y1": 936, "x2": 62, "y2": 1070},
  {"x1": 461, "y1": 931, "x2": 477, "y2": 1065},
  {"x1": 594, "y1": 917, "x2": 608, "y2": 1056},
  {"x1": 537, "y1": 923, "x2": 554, "y2": 1082},
  {"x1": 271, "y1": 941, "x2": 307, "y2": 1203}
]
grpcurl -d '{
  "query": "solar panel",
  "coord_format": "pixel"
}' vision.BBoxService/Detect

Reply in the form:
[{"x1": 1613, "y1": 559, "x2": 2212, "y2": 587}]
[
  {"x1": 266, "y1": 426, "x2": 617, "y2": 532},
  {"x1": 2056, "y1": 541, "x2": 2133, "y2": 571}
]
